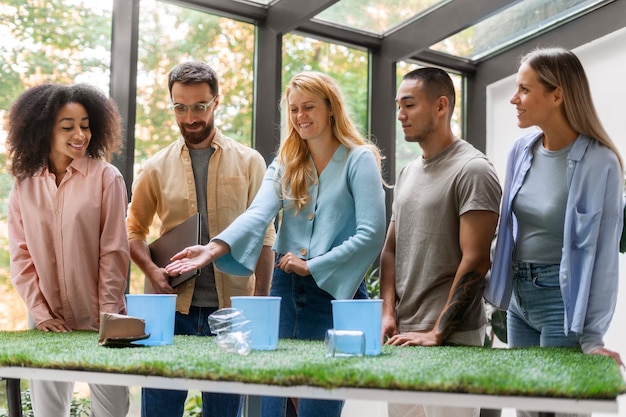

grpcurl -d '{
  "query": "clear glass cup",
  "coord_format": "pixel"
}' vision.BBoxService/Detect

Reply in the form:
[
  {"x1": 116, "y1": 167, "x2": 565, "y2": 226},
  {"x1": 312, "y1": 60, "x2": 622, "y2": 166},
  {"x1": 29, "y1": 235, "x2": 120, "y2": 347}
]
[
  {"x1": 208, "y1": 308, "x2": 252, "y2": 356},
  {"x1": 325, "y1": 329, "x2": 366, "y2": 358}
]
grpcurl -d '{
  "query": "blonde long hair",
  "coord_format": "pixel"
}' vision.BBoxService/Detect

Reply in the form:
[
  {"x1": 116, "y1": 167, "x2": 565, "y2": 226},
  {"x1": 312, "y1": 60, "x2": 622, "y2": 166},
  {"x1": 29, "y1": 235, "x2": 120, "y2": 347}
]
[
  {"x1": 522, "y1": 47, "x2": 623, "y2": 171},
  {"x1": 278, "y1": 71, "x2": 384, "y2": 211}
]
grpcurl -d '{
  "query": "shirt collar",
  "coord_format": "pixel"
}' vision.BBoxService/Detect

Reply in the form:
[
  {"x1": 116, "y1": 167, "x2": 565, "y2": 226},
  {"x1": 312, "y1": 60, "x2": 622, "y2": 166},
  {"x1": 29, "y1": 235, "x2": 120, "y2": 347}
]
[
  {"x1": 36, "y1": 156, "x2": 89, "y2": 178},
  {"x1": 567, "y1": 134, "x2": 590, "y2": 162},
  {"x1": 69, "y1": 156, "x2": 90, "y2": 177},
  {"x1": 523, "y1": 131, "x2": 589, "y2": 162}
]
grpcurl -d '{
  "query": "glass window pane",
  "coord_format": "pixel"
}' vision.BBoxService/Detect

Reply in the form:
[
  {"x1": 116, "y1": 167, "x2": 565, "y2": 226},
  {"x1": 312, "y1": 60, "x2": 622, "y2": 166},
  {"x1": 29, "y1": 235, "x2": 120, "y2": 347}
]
[
  {"x1": 282, "y1": 33, "x2": 370, "y2": 137},
  {"x1": 132, "y1": 0, "x2": 256, "y2": 291},
  {"x1": 0, "y1": 0, "x2": 113, "y2": 331},
  {"x1": 135, "y1": 0, "x2": 256, "y2": 168},
  {"x1": 314, "y1": 0, "x2": 447, "y2": 35},
  {"x1": 430, "y1": 0, "x2": 613, "y2": 61},
  {"x1": 394, "y1": 62, "x2": 463, "y2": 177}
]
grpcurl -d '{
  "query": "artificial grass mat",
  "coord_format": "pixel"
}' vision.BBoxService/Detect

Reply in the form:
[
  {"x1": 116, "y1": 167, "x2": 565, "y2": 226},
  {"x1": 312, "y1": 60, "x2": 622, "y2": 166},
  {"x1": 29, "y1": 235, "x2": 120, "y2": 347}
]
[{"x1": 0, "y1": 330, "x2": 624, "y2": 400}]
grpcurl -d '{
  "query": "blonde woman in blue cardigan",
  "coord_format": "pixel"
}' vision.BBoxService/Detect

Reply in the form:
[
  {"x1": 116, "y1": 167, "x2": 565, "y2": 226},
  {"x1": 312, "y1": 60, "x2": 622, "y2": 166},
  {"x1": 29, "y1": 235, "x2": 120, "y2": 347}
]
[{"x1": 166, "y1": 71, "x2": 387, "y2": 417}]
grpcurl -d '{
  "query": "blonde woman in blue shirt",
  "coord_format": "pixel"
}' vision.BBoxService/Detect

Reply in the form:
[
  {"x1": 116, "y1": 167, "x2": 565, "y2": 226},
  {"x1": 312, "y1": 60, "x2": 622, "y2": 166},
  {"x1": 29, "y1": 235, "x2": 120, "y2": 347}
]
[
  {"x1": 166, "y1": 71, "x2": 387, "y2": 417},
  {"x1": 486, "y1": 48, "x2": 623, "y2": 394}
]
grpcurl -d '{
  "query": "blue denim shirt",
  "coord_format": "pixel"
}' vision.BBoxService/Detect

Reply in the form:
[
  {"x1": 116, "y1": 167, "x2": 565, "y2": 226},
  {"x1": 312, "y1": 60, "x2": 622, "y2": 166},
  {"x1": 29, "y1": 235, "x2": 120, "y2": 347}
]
[
  {"x1": 485, "y1": 131, "x2": 623, "y2": 352},
  {"x1": 213, "y1": 145, "x2": 386, "y2": 300}
]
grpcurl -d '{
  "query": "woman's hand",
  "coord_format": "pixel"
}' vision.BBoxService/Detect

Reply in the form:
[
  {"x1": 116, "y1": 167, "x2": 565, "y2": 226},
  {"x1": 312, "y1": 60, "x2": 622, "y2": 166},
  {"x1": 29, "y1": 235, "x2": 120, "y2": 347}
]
[
  {"x1": 276, "y1": 252, "x2": 310, "y2": 276},
  {"x1": 37, "y1": 319, "x2": 71, "y2": 332},
  {"x1": 589, "y1": 346, "x2": 624, "y2": 367},
  {"x1": 165, "y1": 241, "x2": 230, "y2": 276}
]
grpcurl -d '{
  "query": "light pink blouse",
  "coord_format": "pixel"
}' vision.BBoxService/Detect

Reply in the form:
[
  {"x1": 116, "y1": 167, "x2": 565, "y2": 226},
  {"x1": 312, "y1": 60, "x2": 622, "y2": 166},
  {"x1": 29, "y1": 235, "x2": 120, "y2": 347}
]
[{"x1": 8, "y1": 157, "x2": 129, "y2": 330}]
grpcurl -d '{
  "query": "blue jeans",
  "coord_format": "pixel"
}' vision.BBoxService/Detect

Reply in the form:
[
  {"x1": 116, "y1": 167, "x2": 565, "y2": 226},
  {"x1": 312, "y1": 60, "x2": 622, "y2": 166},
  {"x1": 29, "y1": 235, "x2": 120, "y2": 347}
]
[
  {"x1": 261, "y1": 267, "x2": 368, "y2": 417},
  {"x1": 141, "y1": 306, "x2": 243, "y2": 417},
  {"x1": 507, "y1": 262, "x2": 580, "y2": 349}
]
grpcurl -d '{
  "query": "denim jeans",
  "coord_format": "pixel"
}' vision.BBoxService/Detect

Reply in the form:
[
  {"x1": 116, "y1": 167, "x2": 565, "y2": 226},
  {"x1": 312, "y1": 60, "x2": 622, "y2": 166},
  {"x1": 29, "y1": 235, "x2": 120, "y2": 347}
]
[
  {"x1": 508, "y1": 263, "x2": 586, "y2": 417},
  {"x1": 141, "y1": 306, "x2": 243, "y2": 417},
  {"x1": 261, "y1": 266, "x2": 368, "y2": 417},
  {"x1": 507, "y1": 262, "x2": 580, "y2": 349}
]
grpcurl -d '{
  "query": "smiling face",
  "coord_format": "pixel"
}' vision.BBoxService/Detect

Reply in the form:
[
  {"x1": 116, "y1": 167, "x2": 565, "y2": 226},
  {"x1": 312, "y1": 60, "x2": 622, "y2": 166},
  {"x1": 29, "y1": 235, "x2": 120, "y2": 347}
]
[
  {"x1": 395, "y1": 78, "x2": 438, "y2": 144},
  {"x1": 288, "y1": 88, "x2": 333, "y2": 143},
  {"x1": 171, "y1": 82, "x2": 219, "y2": 149},
  {"x1": 510, "y1": 62, "x2": 560, "y2": 130},
  {"x1": 49, "y1": 102, "x2": 91, "y2": 173}
]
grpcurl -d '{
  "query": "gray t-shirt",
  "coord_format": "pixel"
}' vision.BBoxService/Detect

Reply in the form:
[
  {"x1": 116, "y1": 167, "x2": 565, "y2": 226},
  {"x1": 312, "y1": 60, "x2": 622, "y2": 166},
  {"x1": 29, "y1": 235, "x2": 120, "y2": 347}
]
[
  {"x1": 392, "y1": 139, "x2": 501, "y2": 334},
  {"x1": 189, "y1": 146, "x2": 218, "y2": 307},
  {"x1": 513, "y1": 140, "x2": 572, "y2": 264}
]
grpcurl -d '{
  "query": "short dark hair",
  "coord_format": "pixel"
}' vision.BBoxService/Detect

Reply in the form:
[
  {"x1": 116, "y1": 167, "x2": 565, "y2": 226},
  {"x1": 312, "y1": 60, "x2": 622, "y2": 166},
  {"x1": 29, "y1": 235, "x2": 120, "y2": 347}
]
[
  {"x1": 403, "y1": 67, "x2": 456, "y2": 115},
  {"x1": 5, "y1": 83, "x2": 122, "y2": 179},
  {"x1": 168, "y1": 61, "x2": 219, "y2": 98}
]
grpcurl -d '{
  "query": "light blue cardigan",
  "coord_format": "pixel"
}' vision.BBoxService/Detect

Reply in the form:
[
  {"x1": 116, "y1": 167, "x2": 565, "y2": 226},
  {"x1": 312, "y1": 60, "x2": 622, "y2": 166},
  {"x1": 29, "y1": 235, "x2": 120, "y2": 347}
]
[
  {"x1": 213, "y1": 144, "x2": 386, "y2": 300},
  {"x1": 485, "y1": 131, "x2": 623, "y2": 352}
]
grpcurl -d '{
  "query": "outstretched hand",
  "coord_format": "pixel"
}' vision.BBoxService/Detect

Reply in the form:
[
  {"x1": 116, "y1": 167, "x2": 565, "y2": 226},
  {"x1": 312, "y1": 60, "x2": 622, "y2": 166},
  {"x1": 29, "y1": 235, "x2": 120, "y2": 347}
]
[
  {"x1": 165, "y1": 245, "x2": 212, "y2": 276},
  {"x1": 165, "y1": 240, "x2": 230, "y2": 276}
]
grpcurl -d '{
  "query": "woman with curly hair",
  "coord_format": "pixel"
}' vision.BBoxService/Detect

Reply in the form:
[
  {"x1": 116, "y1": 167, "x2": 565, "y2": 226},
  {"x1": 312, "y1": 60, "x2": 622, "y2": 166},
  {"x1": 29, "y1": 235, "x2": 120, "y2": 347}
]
[
  {"x1": 6, "y1": 83, "x2": 130, "y2": 417},
  {"x1": 165, "y1": 71, "x2": 387, "y2": 417}
]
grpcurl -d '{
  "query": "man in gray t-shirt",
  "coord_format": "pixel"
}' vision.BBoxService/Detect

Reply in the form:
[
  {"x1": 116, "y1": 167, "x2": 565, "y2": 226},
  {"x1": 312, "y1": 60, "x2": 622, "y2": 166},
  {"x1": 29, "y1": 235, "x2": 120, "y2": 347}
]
[{"x1": 381, "y1": 68, "x2": 501, "y2": 417}]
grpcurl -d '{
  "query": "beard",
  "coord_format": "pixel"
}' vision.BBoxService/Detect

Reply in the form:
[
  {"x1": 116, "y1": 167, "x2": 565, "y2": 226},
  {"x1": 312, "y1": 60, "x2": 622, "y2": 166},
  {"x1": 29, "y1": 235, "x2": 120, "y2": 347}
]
[{"x1": 179, "y1": 120, "x2": 214, "y2": 145}]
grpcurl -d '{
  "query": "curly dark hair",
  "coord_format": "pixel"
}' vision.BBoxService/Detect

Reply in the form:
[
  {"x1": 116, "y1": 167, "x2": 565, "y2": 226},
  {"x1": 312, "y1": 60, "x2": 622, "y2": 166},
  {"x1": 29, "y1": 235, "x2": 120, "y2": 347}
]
[{"x1": 5, "y1": 83, "x2": 123, "y2": 180}]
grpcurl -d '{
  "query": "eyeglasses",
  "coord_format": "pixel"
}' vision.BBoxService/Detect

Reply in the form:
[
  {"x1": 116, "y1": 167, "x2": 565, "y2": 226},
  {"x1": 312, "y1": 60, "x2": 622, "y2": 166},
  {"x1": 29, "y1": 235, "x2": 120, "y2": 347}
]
[{"x1": 170, "y1": 96, "x2": 217, "y2": 117}]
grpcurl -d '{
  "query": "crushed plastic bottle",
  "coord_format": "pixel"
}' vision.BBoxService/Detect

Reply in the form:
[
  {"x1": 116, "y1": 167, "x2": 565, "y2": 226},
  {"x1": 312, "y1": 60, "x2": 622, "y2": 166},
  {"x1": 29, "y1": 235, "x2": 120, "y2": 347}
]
[{"x1": 208, "y1": 308, "x2": 252, "y2": 356}]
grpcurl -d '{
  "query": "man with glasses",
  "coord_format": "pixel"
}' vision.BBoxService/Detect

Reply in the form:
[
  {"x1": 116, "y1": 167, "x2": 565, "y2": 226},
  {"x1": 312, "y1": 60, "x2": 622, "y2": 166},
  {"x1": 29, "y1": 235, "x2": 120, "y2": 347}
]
[{"x1": 127, "y1": 61, "x2": 275, "y2": 417}]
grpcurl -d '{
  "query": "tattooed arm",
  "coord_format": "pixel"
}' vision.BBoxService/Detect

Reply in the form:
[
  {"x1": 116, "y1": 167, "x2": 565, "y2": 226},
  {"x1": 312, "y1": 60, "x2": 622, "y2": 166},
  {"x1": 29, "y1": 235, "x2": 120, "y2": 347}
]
[{"x1": 387, "y1": 210, "x2": 498, "y2": 347}]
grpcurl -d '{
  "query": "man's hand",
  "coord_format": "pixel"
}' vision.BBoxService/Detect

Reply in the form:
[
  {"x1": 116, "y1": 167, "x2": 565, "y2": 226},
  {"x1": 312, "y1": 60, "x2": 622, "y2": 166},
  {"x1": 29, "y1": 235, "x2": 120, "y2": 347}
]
[
  {"x1": 381, "y1": 313, "x2": 398, "y2": 344},
  {"x1": 146, "y1": 267, "x2": 176, "y2": 294},
  {"x1": 130, "y1": 238, "x2": 176, "y2": 294},
  {"x1": 386, "y1": 330, "x2": 439, "y2": 347}
]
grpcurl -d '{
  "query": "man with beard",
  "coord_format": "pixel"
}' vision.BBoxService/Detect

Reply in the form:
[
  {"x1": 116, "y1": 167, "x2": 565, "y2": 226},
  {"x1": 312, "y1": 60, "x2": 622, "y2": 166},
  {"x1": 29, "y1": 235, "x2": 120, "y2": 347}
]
[
  {"x1": 127, "y1": 61, "x2": 275, "y2": 417},
  {"x1": 380, "y1": 67, "x2": 501, "y2": 417}
]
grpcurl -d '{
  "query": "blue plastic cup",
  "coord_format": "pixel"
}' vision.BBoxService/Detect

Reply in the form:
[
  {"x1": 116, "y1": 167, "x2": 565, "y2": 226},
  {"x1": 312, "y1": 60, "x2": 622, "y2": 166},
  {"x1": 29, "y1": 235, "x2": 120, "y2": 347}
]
[
  {"x1": 230, "y1": 296, "x2": 281, "y2": 350},
  {"x1": 331, "y1": 299, "x2": 383, "y2": 355},
  {"x1": 126, "y1": 294, "x2": 177, "y2": 346}
]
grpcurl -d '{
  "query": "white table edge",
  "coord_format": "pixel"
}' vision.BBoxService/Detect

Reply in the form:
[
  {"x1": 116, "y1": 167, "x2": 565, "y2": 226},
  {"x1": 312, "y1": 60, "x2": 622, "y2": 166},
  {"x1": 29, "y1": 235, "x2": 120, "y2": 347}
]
[{"x1": 0, "y1": 366, "x2": 619, "y2": 414}]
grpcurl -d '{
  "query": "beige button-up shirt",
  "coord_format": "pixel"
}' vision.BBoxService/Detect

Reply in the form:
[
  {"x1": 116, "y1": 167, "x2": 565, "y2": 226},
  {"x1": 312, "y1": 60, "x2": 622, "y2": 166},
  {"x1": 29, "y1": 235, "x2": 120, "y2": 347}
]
[{"x1": 127, "y1": 130, "x2": 275, "y2": 313}]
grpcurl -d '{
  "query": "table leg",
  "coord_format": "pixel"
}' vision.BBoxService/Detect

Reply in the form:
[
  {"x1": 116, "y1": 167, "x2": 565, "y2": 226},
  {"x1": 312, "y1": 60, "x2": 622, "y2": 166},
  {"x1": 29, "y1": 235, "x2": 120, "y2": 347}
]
[
  {"x1": 245, "y1": 395, "x2": 262, "y2": 417},
  {"x1": 6, "y1": 378, "x2": 23, "y2": 417}
]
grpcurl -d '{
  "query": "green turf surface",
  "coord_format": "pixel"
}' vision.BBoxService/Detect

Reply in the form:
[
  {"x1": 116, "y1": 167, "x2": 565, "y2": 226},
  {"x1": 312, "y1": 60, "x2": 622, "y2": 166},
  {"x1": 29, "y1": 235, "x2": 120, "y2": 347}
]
[{"x1": 0, "y1": 330, "x2": 623, "y2": 399}]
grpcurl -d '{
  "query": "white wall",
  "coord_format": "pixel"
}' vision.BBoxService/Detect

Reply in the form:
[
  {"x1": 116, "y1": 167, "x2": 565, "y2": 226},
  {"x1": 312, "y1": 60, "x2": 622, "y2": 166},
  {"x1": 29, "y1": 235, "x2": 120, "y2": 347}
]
[{"x1": 486, "y1": 26, "x2": 626, "y2": 417}]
